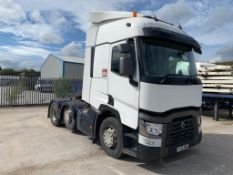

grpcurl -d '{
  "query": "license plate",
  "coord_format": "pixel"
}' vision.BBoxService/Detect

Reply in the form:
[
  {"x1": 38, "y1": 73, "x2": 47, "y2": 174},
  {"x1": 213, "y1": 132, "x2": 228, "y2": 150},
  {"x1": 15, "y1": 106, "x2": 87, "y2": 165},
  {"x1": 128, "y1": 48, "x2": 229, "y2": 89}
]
[{"x1": 176, "y1": 144, "x2": 189, "y2": 152}]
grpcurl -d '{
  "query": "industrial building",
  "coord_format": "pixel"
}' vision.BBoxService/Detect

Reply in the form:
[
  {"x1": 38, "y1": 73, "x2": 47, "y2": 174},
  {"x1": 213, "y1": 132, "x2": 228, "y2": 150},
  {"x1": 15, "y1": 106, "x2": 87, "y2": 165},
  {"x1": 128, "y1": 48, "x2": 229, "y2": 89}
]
[{"x1": 41, "y1": 54, "x2": 84, "y2": 79}]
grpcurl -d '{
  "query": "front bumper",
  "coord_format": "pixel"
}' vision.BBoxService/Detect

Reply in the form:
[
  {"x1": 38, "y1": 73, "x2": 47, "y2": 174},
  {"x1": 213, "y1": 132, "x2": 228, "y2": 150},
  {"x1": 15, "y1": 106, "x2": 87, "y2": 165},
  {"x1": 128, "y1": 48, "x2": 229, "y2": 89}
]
[
  {"x1": 137, "y1": 132, "x2": 202, "y2": 162},
  {"x1": 136, "y1": 107, "x2": 202, "y2": 161}
]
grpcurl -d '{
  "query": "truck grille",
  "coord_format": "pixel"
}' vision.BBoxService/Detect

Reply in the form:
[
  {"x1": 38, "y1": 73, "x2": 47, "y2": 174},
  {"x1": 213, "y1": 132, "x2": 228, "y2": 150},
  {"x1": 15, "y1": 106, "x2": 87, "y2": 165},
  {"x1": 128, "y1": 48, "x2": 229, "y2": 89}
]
[{"x1": 165, "y1": 117, "x2": 195, "y2": 147}]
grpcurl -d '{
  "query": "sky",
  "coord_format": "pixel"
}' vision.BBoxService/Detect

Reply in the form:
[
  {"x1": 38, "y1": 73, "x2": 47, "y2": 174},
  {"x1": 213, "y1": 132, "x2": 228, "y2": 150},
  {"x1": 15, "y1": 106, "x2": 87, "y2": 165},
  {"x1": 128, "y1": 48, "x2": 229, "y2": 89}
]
[{"x1": 0, "y1": 0, "x2": 233, "y2": 70}]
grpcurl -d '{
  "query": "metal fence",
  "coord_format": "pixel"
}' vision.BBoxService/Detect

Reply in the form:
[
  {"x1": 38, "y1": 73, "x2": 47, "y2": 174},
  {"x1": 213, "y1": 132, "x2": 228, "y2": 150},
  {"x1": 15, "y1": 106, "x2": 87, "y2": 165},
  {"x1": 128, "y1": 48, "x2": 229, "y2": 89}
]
[{"x1": 0, "y1": 76, "x2": 82, "y2": 107}]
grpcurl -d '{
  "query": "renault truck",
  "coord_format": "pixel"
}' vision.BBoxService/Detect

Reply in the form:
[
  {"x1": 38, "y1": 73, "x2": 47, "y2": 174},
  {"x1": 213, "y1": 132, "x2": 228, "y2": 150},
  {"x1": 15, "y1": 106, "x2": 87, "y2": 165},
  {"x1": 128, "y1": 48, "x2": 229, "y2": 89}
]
[{"x1": 48, "y1": 11, "x2": 202, "y2": 161}]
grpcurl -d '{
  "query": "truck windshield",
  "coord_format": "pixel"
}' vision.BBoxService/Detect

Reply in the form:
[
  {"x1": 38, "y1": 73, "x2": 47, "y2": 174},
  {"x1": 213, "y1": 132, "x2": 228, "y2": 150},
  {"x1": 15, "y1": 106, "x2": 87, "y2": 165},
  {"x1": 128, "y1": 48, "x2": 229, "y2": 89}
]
[{"x1": 140, "y1": 38, "x2": 197, "y2": 79}]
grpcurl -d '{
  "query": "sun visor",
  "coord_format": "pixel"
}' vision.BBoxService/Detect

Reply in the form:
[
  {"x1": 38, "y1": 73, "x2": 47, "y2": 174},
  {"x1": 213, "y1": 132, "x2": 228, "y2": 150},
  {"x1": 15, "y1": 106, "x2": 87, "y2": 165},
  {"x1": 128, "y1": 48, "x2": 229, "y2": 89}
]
[{"x1": 143, "y1": 27, "x2": 202, "y2": 54}]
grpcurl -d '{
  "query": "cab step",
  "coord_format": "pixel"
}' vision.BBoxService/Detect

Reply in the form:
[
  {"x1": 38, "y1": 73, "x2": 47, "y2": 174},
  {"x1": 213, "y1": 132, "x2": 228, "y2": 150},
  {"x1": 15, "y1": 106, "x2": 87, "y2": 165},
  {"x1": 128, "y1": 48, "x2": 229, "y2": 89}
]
[
  {"x1": 124, "y1": 133, "x2": 137, "y2": 140},
  {"x1": 123, "y1": 148, "x2": 137, "y2": 158}
]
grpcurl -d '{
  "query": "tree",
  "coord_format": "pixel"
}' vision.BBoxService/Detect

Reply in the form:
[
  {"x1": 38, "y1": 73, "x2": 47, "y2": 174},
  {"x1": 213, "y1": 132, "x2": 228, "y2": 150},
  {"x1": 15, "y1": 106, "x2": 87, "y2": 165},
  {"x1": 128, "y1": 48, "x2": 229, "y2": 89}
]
[
  {"x1": 0, "y1": 68, "x2": 17, "y2": 75},
  {"x1": 18, "y1": 69, "x2": 40, "y2": 76},
  {"x1": 0, "y1": 68, "x2": 40, "y2": 76}
]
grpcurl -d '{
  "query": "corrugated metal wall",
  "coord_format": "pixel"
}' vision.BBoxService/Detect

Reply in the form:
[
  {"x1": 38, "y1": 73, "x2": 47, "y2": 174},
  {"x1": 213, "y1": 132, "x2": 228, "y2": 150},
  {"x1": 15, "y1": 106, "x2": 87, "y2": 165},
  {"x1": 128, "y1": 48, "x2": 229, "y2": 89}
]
[{"x1": 64, "y1": 62, "x2": 84, "y2": 80}]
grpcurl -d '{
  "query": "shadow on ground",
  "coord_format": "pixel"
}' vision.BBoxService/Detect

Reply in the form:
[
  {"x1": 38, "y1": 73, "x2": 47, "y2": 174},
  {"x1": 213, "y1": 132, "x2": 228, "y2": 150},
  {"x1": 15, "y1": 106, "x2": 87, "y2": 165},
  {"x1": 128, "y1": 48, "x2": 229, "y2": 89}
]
[
  {"x1": 121, "y1": 133, "x2": 233, "y2": 175},
  {"x1": 202, "y1": 108, "x2": 233, "y2": 121}
]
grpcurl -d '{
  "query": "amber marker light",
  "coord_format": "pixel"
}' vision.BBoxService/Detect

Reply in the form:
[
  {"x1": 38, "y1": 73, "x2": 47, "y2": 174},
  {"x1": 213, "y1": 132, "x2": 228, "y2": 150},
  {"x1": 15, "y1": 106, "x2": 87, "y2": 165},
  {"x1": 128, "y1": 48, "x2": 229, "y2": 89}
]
[{"x1": 132, "y1": 11, "x2": 137, "y2": 17}]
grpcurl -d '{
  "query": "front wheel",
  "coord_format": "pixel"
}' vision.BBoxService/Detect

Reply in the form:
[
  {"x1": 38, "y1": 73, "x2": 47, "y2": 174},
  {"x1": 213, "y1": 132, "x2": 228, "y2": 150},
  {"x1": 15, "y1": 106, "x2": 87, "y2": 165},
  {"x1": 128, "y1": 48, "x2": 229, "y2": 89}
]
[{"x1": 99, "y1": 117, "x2": 124, "y2": 158}]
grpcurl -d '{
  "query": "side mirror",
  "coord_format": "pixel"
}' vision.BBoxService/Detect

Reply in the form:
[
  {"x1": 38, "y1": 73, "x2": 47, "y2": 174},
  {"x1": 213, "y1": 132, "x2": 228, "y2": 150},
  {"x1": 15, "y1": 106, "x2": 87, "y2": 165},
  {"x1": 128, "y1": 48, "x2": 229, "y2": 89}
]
[
  {"x1": 112, "y1": 43, "x2": 135, "y2": 77},
  {"x1": 119, "y1": 56, "x2": 134, "y2": 77}
]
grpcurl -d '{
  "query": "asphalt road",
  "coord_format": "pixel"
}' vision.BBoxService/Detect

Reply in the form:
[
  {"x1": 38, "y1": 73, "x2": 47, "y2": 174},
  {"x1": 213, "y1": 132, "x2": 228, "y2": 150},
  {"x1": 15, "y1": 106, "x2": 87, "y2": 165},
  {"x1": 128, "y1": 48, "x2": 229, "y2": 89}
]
[{"x1": 0, "y1": 106, "x2": 233, "y2": 175}]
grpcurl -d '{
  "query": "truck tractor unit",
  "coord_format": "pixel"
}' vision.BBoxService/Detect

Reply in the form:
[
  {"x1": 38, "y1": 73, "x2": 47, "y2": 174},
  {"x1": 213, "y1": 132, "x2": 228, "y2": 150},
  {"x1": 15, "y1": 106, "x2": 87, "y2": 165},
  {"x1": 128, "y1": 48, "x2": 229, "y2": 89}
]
[{"x1": 48, "y1": 11, "x2": 202, "y2": 161}]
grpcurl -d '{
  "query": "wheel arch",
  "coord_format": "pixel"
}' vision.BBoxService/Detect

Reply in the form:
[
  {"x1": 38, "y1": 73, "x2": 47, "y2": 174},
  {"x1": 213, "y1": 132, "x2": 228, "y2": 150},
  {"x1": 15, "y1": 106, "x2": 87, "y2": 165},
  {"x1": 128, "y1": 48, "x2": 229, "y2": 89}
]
[
  {"x1": 99, "y1": 105, "x2": 121, "y2": 122},
  {"x1": 93, "y1": 105, "x2": 122, "y2": 141}
]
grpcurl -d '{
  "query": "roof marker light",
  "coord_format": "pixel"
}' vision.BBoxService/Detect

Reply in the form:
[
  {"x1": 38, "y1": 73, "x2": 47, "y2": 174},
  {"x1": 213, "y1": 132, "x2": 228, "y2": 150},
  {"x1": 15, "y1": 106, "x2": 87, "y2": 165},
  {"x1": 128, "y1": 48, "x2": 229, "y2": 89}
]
[{"x1": 132, "y1": 11, "x2": 137, "y2": 17}]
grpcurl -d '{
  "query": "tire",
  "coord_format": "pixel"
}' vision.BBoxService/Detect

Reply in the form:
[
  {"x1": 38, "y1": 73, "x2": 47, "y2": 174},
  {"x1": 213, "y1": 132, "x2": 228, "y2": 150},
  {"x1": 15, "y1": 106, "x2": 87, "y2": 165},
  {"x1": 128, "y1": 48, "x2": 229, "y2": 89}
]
[
  {"x1": 99, "y1": 117, "x2": 124, "y2": 158},
  {"x1": 63, "y1": 107, "x2": 76, "y2": 130},
  {"x1": 50, "y1": 103, "x2": 61, "y2": 127}
]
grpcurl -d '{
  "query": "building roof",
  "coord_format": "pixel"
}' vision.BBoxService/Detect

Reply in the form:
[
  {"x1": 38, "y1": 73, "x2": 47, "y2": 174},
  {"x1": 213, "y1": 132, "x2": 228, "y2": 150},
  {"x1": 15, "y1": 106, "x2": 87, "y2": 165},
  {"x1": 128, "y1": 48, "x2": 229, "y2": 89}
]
[{"x1": 50, "y1": 54, "x2": 84, "y2": 64}]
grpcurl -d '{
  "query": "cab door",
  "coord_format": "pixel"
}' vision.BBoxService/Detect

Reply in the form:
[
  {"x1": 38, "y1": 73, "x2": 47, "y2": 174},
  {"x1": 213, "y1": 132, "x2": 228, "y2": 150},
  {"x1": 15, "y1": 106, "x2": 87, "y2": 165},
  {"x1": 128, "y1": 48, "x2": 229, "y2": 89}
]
[
  {"x1": 108, "y1": 40, "x2": 139, "y2": 129},
  {"x1": 89, "y1": 44, "x2": 110, "y2": 109}
]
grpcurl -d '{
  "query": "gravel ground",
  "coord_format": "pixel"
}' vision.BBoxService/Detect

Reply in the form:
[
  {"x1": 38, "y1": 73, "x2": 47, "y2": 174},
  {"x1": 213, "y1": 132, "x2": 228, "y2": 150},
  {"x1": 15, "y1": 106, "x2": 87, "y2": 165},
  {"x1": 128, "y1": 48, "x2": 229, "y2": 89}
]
[{"x1": 0, "y1": 106, "x2": 233, "y2": 175}]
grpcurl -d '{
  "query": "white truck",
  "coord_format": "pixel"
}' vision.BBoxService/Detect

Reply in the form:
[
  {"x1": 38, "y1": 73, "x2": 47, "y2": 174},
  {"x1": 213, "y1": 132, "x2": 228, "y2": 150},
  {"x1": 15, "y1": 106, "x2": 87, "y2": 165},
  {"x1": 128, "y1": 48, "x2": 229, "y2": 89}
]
[{"x1": 48, "y1": 11, "x2": 202, "y2": 161}]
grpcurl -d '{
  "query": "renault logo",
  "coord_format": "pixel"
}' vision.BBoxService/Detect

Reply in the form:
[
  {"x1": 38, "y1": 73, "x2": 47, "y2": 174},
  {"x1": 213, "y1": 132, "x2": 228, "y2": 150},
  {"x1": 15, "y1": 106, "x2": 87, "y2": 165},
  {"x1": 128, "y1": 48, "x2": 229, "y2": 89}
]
[{"x1": 181, "y1": 122, "x2": 186, "y2": 129}]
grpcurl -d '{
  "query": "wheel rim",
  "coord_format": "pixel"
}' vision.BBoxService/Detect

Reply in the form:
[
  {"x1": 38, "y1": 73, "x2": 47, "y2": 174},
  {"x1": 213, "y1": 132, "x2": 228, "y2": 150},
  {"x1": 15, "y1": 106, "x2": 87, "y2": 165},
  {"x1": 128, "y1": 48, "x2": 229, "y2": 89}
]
[
  {"x1": 64, "y1": 109, "x2": 72, "y2": 124},
  {"x1": 103, "y1": 127, "x2": 117, "y2": 149}
]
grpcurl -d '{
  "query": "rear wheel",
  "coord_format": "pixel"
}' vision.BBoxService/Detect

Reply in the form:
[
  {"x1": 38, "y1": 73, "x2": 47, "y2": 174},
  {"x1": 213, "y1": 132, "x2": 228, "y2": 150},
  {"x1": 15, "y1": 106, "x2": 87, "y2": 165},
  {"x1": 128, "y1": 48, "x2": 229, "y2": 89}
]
[
  {"x1": 99, "y1": 117, "x2": 123, "y2": 158},
  {"x1": 63, "y1": 107, "x2": 76, "y2": 130},
  {"x1": 50, "y1": 103, "x2": 61, "y2": 127}
]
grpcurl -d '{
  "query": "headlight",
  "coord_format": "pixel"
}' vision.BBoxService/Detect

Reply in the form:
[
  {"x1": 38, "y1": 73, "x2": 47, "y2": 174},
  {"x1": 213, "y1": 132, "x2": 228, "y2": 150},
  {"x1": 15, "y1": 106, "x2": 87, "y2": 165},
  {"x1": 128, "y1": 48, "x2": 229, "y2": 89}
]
[
  {"x1": 145, "y1": 122, "x2": 163, "y2": 136},
  {"x1": 139, "y1": 120, "x2": 163, "y2": 137},
  {"x1": 139, "y1": 120, "x2": 163, "y2": 147}
]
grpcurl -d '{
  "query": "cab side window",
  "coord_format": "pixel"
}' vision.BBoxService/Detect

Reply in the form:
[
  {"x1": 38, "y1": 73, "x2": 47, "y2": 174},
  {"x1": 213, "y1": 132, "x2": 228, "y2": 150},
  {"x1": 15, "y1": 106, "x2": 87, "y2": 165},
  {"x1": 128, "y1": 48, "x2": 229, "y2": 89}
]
[
  {"x1": 111, "y1": 47, "x2": 120, "y2": 73},
  {"x1": 111, "y1": 46, "x2": 131, "y2": 74}
]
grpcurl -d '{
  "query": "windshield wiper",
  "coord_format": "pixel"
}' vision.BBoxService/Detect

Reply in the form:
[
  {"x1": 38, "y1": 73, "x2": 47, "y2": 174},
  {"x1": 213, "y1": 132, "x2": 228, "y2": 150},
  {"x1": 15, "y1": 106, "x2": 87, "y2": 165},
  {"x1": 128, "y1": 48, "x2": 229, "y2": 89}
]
[
  {"x1": 160, "y1": 74, "x2": 199, "y2": 84},
  {"x1": 159, "y1": 74, "x2": 182, "y2": 84}
]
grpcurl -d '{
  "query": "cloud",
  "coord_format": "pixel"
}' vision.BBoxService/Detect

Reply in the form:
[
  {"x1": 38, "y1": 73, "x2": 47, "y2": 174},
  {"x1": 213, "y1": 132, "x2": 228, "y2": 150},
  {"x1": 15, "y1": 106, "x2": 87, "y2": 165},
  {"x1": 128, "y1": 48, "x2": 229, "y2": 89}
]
[
  {"x1": 201, "y1": 6, "x2": 233, "y2": 33},
  {"x1": 0, "y1": 0, "x2": 25, "y2": 24},
  {"x1": 1, "y1": 0, "x2": 140, "y2": 69},
  {"x1": 0, "y1": 45, "x2": 49, "y2": 57},
  {"x1": 0, "y1": 44, "x2": 51, "y2": 70},
  {"x1": 0, "y1": 55, "x2": 44, "y2": 70},
  {"x1": 17, "y1": 40, "x2": 44, "y2": 48},
  {"x1": 155, "y1": 0, "x2": 194, "y2": 26},
  {"x1": 0, "y1": 0, "x2": 68, "y2": 45},
  {"x1": 61, "y1": 42, "x2": 84, "y2": 57},
  {"x1": 216, "y1": 43, "x2": 233, "y2": 61},
  {"x1": 0, "y1": 23, "x2": 64, "y2": 44},
  {"x1": 29, "y1": 10, "x2": 44, "y2": 23},
  {"x1": 189, "y1": 3, "x2": 233, "y2": 62},
  {"x1": 15, "y1": 0, "x2": 139, "y2": 31}
]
